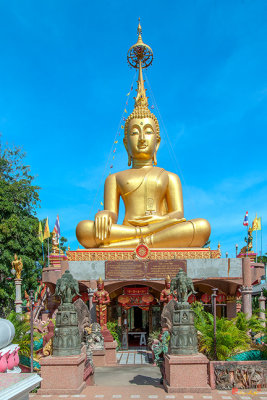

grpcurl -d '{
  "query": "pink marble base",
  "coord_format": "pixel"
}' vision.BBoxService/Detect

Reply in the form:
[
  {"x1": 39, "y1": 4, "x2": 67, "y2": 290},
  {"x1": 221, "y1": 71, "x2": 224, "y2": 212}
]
[
  {"x1": 164, "y1": 353, "x2": 211, "y2": 393},
  {"x1": 38, "y1": 348, "x2": 86, "y2": 395},
  {"x1": 93, "y1": 349, "x2": 106, "y2": 367},
  {"x1": 104, "y1": 340, "x2": 117, "y2": 366},
  {"x1": 102, "y1": 327, "x2": 114, "y2": 342},
  {"x1": 84, "y1": 361, "x2": 94, "y2": 386}
]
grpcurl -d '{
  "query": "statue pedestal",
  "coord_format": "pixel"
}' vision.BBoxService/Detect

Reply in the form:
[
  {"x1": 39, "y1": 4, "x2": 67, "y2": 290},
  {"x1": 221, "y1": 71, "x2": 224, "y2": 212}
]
[
  {"x1": 164, "y1": 353, "x2": 211, "y2": 393},
  {"x1": 38, "y1": 347, "x2": 87, "y2": 395}
]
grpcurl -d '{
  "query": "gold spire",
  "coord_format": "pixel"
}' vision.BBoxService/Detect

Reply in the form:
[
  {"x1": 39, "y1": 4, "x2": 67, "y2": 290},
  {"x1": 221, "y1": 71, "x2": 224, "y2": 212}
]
[
  {"x1": 135, "y1": 60, "x2": 148, "y2": 107},
  {"x1": 127, "y1": 20, "x2": 153, "y2": 110},
  {"x1": 137, "y1": 18, "x2": 143, "y2": 44}
]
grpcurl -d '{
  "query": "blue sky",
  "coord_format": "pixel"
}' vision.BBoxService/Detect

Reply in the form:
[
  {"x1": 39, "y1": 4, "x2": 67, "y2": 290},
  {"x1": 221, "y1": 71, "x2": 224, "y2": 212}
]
[{"x1": 0, "y1": 0, "x2": 266, "y2": 257}]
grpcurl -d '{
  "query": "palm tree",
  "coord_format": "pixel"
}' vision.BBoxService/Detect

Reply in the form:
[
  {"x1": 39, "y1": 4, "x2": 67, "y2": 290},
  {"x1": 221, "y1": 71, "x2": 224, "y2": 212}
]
[
  {"x1": 192, "y1": 302, "x2": 251, "y2": 360},
  {"x1": 7, "y1": 311, "x2": 41, "y2": 356},
  {"x1": 234, "y1": 312, "x2": 264, "y2": 335}
]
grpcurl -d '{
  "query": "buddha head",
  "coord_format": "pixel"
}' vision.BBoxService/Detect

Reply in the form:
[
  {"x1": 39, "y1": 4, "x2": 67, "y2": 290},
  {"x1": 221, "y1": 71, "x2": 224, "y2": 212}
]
[{"x1": 124, "y1": 107, "x2": 160, "y2": 166}]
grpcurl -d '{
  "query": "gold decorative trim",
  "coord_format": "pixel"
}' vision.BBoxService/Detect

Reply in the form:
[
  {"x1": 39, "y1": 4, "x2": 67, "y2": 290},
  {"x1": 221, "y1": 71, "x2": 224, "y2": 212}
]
[{"x1": 67, "y1": 248, "x2": 221, "y2": 261}]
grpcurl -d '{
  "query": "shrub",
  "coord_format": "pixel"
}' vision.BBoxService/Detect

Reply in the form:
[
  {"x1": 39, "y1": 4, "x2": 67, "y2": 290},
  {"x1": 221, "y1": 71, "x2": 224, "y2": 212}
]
[{"x1": 107, "y1": 321, "x2": 121, "y2": 348}]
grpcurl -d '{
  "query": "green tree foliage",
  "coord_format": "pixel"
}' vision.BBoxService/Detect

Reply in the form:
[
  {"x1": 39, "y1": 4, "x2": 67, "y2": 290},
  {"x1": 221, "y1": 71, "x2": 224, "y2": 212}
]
[
  {"x1": 7, "y1": 311, "x2": 41, "y2": 356},
  {"x1": 258, "y1": 253, "x2": 267, "y2": 264},
  {"x1": 0, "y1": 141, "x2": 67, "y2": 316},
  {"x1": 106, "y1": 321, "x2": 122, "y2": 348},
  {"x1": 0, "y1": 142, "x2": 43, "y2": 314}
]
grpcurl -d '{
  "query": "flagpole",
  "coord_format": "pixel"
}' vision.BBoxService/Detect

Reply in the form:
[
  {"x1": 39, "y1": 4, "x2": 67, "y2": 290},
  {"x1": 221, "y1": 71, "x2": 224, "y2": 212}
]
[
  {"x1": 246, "y1": 225, "x2": 249, "y2": 257},
  {"x1": 48, "y1": 237, "x2": 50, "y2": 266},
  {"x1": 256, "y1": 228, "x2": 258, "y2": 263},
  {"x1": 261, "y1": 218, "x2": 263, "y2": 257}
]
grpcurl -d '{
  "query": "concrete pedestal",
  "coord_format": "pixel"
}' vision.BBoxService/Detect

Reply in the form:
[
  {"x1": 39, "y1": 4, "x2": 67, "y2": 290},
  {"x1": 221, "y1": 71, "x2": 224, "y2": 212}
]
[
  {"x1": 38, "y1": 348, "x2": 86, "y2": 395},
  {"x1": 14, "y1": 279, "x2": 22, "y2": 314},
  {"x1": 93, "y1": 349, "x2": 106, "y2": 366},
  {"x1": 242, "y1": 286, "x2": 253, "y2": 318},
  {"x1": 102, "y1": 327, "x2": 114, "y2": 342},
  {"x1": 163, "y1": 353, "x2": 211, "y2": 393},
  {"x1": 105, "y1": 340, "x2": 117, "y2": 365},
  {"x1": 259, "y1": 291, "x2": 266, "y2": 328}
]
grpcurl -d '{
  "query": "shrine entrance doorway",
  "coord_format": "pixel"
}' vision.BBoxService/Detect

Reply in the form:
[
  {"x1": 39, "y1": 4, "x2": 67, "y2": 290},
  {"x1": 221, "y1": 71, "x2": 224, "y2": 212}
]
[
  {"x1": 107, "y1": 283, "x2": 162, "y2": 351},
  {"x1": 127, "y1": 306, "x2": 149, "y2": 348}
]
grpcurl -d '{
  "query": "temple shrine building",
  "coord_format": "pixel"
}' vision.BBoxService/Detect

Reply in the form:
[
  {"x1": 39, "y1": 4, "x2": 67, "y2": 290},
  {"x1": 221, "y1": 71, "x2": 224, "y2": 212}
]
[{"x1": 41, "y1": 22, "x2": 264, "y2": 349}]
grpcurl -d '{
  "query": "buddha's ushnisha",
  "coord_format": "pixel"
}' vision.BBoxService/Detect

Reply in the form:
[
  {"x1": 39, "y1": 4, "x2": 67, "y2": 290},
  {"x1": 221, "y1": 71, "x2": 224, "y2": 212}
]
[{"x1": 76, "y1": 21, "x2": 211, "y2": 248}]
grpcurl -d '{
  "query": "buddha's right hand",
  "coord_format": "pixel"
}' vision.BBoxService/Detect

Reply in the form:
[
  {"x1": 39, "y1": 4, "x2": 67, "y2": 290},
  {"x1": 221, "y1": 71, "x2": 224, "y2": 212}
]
[{"x1": 95, "y1": 211, "x2": 113, "y2": 241}]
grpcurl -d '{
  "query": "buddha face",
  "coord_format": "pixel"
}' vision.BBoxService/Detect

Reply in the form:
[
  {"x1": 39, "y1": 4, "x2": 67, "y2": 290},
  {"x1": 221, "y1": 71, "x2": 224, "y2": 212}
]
[{"x1": 125, "y1": 118, "x2": 160, "y2": 160}]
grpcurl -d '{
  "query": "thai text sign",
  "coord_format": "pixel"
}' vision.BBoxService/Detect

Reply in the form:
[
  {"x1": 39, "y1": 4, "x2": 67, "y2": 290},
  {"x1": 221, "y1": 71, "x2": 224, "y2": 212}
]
[
  {"x1": 124, "y1": 287, "x2": 148, "y2": 295},
  {"x1": 105, "y1": 259, "x2": 187, "y2": 280}
]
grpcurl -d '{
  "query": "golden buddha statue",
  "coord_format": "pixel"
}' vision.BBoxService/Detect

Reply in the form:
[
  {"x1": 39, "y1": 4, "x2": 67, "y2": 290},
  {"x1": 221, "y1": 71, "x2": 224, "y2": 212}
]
[{"x1": 76, "y1": 22, "x2": 211, "y2": 249}]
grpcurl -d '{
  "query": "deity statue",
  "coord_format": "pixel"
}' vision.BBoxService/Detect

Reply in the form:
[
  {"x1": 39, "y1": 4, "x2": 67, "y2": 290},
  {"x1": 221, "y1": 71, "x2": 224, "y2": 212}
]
[
  {"x1": 170, "y1": 268, "x2": 196, "y2": 303},
  {"x1": 92, "y1": 277, "x2": 110, "y2": 327},
  {"x1": 85, "y1": 322, "x2": 104, "y2": 351},
  {"x1": 55, "y1": 270, "x2": 79, "y2": 304},
  {"x1": 53, "y1": 271, "x2": 81, "y2": 356},
  {"x1": 160, "y1": 276, "x2": 177, "y2": 306},
  {"x1": 12, "y1": 254, "x2": 23, "y2": 280},
  {"x1": 76, "y1": 22, "x2": 211, "y2": 249},
  {"x1": 240, "y1": 226, "x2": 253, "y2": 254},
  {"x1": 51, "y1": 231, "x2": 63, "y2": 254}
]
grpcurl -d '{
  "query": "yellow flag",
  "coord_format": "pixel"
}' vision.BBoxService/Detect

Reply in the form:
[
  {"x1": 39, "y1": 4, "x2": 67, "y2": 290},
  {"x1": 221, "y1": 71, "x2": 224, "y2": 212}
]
[
  {"x1": 124, "y1": 109, "x2": 127, "y2": 113},
  {"x1": 43, "y1": 217, "x2": 50, "y2": 240},
  {"x1": 100, "y1": 202, "x2": 103, "y2": 206},
  {"x1": 38, "y1": 221, "x2": 43, "y2": 243},
  {"x1": 252, "y1": 215, "x2": 262, "y2": 231}
]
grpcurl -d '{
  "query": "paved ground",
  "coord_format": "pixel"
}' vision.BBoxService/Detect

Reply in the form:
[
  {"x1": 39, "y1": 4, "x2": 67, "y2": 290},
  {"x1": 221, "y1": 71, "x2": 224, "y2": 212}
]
[
  {"x1": 117, "y1": 350, "x2": 152, "y2": 365},
  {"x1": 94, "y1": 366, "x2": 161, "y2": 386},
  {"x1": 30, "y1": 364, "x2": 267, "y2": 400},
  {"x1": 30, "y1": 386, "x2": 267, "y2": 400}
]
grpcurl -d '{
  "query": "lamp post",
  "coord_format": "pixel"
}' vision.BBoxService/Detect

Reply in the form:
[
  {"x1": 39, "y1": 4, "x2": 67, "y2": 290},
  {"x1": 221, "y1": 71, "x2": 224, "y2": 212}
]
[
  {"x1": 29, "y1": 290, "x2": 35, "y2": 373},
  {"x1": 226, "y1": 252, "x2": 228, "y2": 258},
  {"x1": 212, "y1": 288, "x2": 218, "y2": 360},
  {"x1": 235, "y1": 244, "x2": 238, "y2": 257}
]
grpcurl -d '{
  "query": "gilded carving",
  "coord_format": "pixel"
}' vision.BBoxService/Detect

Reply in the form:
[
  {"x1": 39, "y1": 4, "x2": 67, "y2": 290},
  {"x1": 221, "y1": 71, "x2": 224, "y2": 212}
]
[{"x1": 67, "y1": 248, "x2": 220, "y2": 261}]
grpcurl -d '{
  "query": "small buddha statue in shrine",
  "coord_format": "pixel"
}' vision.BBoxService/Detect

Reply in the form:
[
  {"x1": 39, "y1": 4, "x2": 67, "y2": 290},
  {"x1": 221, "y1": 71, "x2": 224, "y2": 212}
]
[
  {"x1": 76, "y1": 22, "x2": 211, "y2": 249},
  {"x1": 92, "y1": 277, "x2": 110, "y2": 327},
  {"x1": 160, "y1": 275, "x2": 176, "y2": 306}
]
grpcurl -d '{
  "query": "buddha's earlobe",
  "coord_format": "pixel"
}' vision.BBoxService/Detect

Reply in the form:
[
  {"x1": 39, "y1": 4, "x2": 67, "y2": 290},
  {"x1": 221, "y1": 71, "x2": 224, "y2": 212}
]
[
  {"x1": 153, "y1": 152, "x2": 157, "y2": 166},
  {"x1": 128, "y1": 155, "x2": 132, "y2": 166}
]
